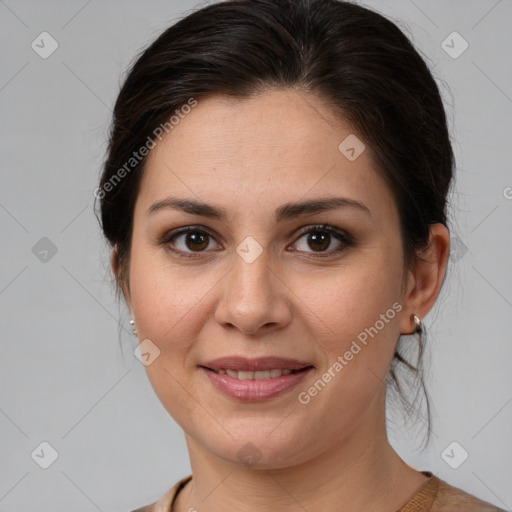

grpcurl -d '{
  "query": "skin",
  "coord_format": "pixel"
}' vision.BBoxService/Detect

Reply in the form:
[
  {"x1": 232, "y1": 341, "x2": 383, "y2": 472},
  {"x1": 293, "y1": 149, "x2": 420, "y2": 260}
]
[{"x1": 112, "y1": 89, "x2": 450, "y2": 511}]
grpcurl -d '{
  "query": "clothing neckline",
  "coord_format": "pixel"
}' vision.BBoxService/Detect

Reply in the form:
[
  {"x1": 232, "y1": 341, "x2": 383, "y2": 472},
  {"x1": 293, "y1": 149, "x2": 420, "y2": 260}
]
[
  {"x1": 169, "y1": 475, "x2": 192, "y2": 511},
  {"x1": 395, "y1": 471, "x2": 439, "y2": 511},
  {"x1": 168, "y1": 471, "x2": 438, "y2": 511}
]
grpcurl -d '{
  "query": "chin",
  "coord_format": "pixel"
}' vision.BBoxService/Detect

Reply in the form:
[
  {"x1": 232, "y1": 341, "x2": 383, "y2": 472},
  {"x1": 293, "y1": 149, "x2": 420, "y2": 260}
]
[{"x1": 197, "y1": 427, "x2": 313, "y2": 470}]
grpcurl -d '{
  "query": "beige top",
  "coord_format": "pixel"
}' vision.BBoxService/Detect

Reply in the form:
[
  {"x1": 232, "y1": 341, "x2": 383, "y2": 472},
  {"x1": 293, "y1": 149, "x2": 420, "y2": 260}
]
[{"x1": 130, "y1": 471, "x2": 506, "y2": 511}]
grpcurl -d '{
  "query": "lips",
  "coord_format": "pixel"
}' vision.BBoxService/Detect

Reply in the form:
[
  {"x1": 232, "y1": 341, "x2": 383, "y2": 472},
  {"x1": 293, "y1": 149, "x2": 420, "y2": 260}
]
[
  {"x1": 201, "y1": 365, "x2": 313, "y2": 401},
  {"x1": 201, "y1": 356, "x2": 313, "y2": 372},
  {"x1": 200, "y1": 357, "x2": 314, "y2": 400}
]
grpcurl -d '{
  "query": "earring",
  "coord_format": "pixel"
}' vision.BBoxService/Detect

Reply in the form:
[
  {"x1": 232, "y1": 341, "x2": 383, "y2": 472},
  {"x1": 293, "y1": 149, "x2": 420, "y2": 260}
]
[
  {"x1": 129, "y1": 319, "x2": 137, "y2": 336},
  {"x1": 413, "y1": 314, "x2": 423, "y2": 335}
]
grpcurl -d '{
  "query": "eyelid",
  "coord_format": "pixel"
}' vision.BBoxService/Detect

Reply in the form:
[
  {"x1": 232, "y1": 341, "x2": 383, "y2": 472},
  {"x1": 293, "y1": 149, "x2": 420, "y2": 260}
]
[{"x1": 292, "y1": 223, "x2": 351, "y2": 241}]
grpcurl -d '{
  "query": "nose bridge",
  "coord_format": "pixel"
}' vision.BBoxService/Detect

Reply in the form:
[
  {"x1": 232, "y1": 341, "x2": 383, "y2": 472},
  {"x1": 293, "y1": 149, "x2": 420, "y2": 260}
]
[
  {"x1": 215, "y1": 239, "x2": 291, "y2": 334},
  {"x1": 231, "y1": 242, "x2": 274, "y2": 311}
]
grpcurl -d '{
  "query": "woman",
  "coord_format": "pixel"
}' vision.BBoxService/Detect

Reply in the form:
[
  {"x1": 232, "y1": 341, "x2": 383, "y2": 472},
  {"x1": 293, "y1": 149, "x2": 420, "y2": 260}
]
[{"x1": 96, "y1": 0, "x2": 505, "y2": 510}]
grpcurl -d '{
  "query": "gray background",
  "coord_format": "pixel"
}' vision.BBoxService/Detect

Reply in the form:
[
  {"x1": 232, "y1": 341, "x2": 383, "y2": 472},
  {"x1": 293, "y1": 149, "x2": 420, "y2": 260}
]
[{"x1": 0, "y1": 0, "x2": 511, "y2": 510}]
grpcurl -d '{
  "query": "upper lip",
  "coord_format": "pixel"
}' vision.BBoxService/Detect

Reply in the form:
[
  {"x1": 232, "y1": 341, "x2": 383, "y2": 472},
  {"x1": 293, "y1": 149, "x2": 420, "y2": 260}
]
[{"x1": 201, "y1": 356, "x2": 313, "y2": 372}]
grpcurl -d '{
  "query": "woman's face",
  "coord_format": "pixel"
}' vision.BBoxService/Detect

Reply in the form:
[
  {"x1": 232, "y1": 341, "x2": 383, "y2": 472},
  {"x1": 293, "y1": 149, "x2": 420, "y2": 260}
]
[{"x1": 123, "y1": 89, "x2": 417, "y2": 468}]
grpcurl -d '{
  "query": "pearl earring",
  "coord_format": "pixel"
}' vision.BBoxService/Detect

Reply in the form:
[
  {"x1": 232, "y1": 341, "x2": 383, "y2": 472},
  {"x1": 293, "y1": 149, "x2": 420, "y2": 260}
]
[{"x1": 129, "y1": 319, "x2": 137, "y2": 336}]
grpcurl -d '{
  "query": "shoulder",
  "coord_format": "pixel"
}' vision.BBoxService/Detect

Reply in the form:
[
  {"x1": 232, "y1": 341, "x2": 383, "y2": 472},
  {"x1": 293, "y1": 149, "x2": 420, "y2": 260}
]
[
  {"x1": 432, "y1": 476, "x2": 506, "y2": 511},
  {"x1": 128, "y1": 475, "x2": 193, "y2": 512}
]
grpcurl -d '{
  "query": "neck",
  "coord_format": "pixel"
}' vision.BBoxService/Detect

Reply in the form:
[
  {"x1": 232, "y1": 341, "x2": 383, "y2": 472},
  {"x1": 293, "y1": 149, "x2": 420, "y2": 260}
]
[{"x1": 174, "y1": 389, "x2": 427, "y2": 512}]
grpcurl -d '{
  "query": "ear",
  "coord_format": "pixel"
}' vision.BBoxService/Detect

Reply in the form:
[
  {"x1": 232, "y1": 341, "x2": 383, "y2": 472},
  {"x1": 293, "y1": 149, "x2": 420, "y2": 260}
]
[
  {"x1": 110, "y1": 245, "x2": 132, "y2": 310},
  {"x1": 399, "y1": 223, "x2": 450, "y2": 334}
]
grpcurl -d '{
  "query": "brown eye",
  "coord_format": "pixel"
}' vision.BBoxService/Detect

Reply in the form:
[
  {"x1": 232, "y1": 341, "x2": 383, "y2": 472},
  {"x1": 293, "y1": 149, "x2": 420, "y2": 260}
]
[
  {"x1": 306, "y1": 231, "x2": 331, "y2": 252},
  {"x1": 292, "y1": 225, "x2": 354, "y2": 256},
  {"x1": 183, "y1": 231, "x2": 209, "y2": 251},
  {"x1": 160, "y1": 227, "x2": 221, "y2": 258}
]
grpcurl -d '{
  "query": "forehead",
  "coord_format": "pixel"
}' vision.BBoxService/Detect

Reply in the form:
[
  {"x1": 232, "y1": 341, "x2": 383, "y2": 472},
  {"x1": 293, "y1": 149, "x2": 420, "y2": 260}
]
[{"x1": 136, "y1": 89, "x2": 398, "y2": 223}]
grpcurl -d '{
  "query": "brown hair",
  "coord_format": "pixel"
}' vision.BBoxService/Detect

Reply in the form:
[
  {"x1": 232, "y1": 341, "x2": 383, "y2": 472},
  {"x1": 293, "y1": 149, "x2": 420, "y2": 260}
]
[{"x1": 95, "y1": 0, "x2": 455, "y2": 446}]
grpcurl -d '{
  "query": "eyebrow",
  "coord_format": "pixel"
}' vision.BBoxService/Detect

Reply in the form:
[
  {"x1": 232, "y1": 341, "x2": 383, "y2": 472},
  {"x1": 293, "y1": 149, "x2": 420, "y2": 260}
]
[{"x1": 146, "y1": 195, "x2": 371, "y2": 223}]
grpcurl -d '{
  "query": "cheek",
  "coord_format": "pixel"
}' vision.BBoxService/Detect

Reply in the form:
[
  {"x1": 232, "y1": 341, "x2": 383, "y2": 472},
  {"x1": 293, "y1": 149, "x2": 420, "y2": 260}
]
[
  {"x1": 299, "y1": 256, "x2": 402, "y2": 350},
  {"x1": 293, "y1": 262, "x2": 403, "y2": 428},
  {"x1": 128, "y1": 246, "x2": 219, "y2": 356},
  {"x1": 128, "y1": 249, "x2": 210, "y2": 428}
]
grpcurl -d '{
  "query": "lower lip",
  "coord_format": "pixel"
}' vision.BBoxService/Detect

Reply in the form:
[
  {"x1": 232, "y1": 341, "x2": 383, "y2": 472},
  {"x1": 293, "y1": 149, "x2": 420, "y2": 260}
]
[{"x1": 201, "y1": 367, "x2": 313, "y2": 401}]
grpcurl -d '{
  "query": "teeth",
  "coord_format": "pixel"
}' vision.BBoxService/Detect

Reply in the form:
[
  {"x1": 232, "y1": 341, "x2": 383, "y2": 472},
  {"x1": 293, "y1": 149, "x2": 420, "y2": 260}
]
[{"x1": 214, "y1": 368, "x2": 296, "y2": 380}]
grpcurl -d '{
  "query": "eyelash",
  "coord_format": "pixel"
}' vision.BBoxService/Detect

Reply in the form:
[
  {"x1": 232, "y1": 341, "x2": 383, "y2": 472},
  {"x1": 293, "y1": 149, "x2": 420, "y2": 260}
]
[{"x1": 159, "y1": 224, "x2": 354, "y2": 259}]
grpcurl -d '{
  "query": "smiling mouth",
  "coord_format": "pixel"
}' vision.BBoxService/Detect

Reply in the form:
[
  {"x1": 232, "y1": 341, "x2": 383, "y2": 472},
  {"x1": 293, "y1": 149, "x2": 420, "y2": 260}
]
[{"x1": 201, "y1": 367, "x2": 313, "y2": 380}]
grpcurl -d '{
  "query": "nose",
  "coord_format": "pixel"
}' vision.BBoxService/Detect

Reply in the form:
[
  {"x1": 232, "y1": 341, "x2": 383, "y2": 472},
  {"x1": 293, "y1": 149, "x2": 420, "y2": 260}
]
[{"x1": 214, "y1": 248, "x2": 292, "y2": 336}]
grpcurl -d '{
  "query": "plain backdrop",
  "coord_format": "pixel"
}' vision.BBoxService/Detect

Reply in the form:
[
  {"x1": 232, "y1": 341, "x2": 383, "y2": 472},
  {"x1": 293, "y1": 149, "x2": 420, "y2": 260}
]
[{"x1": 0, "y1": 0, "x2": 511, "y2": 511}]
